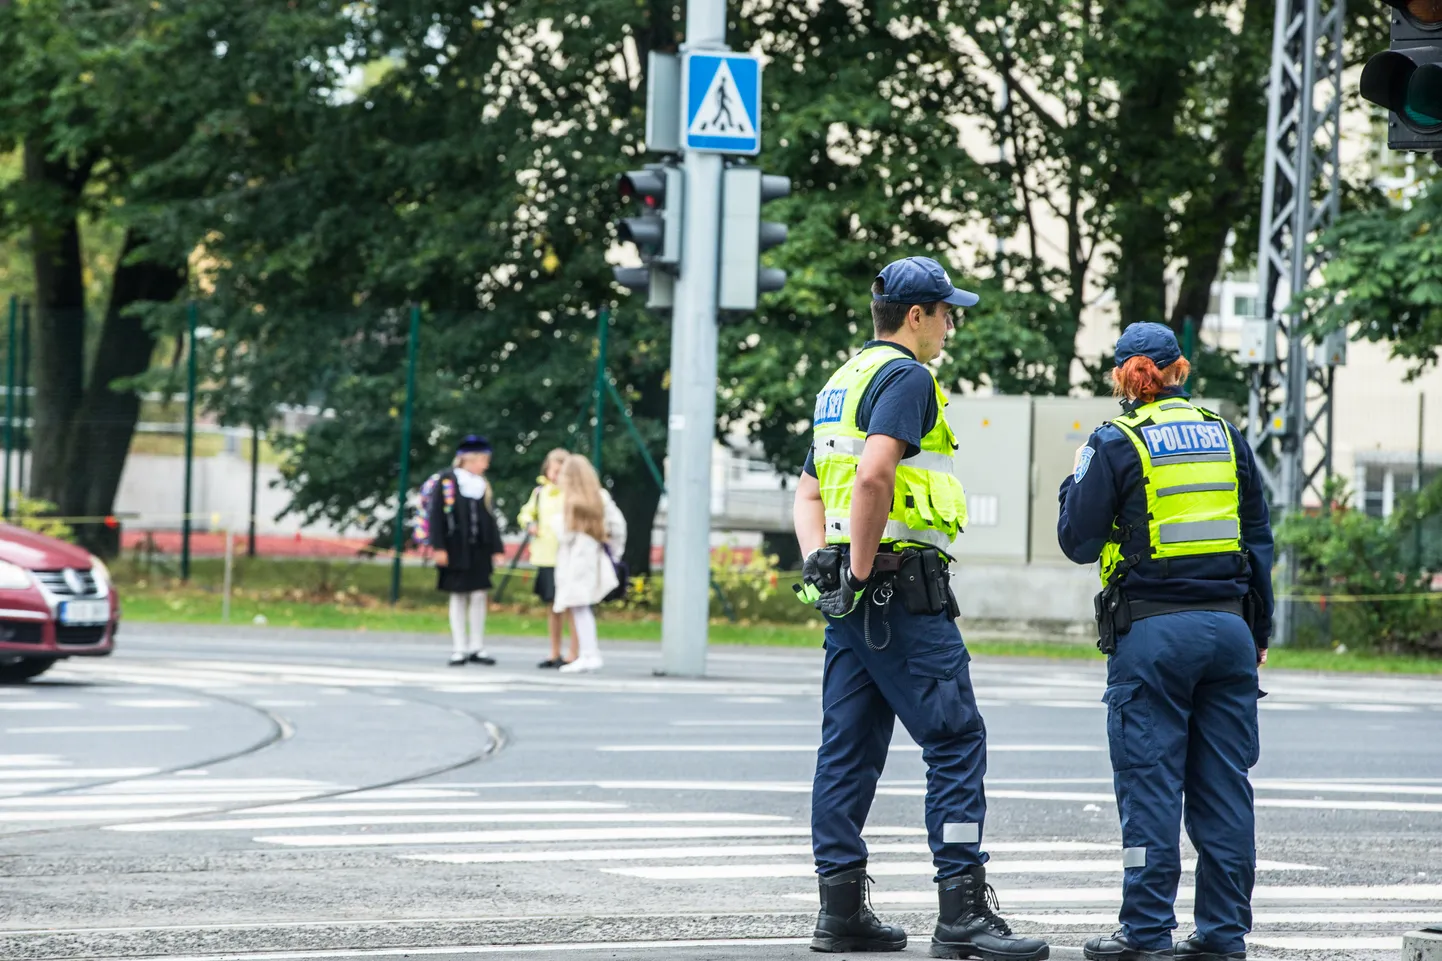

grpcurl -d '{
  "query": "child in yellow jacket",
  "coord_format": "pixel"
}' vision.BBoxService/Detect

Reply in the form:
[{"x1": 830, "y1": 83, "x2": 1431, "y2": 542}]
[{"x1": 517, "y1": 448, "x2": 572, "y2": 667}]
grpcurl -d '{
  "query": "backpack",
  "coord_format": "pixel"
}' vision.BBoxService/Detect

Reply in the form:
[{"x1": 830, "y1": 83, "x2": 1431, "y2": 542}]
[{"x1": 413, "y1": 471, "x2": 444, "y2": 546}]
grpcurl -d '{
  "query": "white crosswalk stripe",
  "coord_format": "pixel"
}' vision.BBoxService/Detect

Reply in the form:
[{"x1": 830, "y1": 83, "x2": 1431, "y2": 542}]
[{"x1": 6, "y1": 773, "x2": 1417, "y2": 955}]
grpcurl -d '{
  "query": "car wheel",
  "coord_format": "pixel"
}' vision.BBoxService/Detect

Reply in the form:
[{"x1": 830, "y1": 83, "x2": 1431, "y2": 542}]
[{"x1": 0, "y1": 656, "x2": 58, "y2": 683}]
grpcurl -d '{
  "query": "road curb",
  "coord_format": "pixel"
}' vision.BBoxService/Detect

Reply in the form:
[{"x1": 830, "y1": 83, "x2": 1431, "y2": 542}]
[{"x1": 0, "y1": 912, "x2": 1094, "y2": 960}]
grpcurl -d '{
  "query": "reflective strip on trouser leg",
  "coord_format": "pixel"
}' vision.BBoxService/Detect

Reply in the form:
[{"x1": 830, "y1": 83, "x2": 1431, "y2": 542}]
[
  {"x1": 1123, "y1": 847, "x2": 1147, "y2": 868},
  {"x1": 943, "y1": 822, "x2": 980, "y2": 844}
]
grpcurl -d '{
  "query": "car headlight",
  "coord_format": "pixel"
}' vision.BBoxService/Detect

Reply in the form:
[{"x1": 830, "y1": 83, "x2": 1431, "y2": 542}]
[
  {"x1": 88, "y1": 555, "x2": 111, "y2": 589},
  {"x1": 0, "y1": 560, "x2": 32, "y2": 590}
]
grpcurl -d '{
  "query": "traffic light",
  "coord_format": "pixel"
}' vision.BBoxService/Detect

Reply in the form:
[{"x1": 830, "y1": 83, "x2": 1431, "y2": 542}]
[
  {"x1": 613, "y1": 164, "x2": 683, "y2": 309},
  {"x1": 1361, "y1": 1, "x2": 1442, "y2": 152},
  {"x1": 718, "y1": 165, "x2": 790, "y2": 312}
]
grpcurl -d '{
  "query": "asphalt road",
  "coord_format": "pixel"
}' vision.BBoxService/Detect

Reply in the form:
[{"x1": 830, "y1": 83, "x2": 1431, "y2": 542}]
[{"x1": 1, "y1": 623, "x2": 1440, "y2": 961}]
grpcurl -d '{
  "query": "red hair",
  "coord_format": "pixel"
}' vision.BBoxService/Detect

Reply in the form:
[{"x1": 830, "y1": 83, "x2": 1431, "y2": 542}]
[{"x1": 1111, "y1": 355, "x2": 1191, "y2": 404}]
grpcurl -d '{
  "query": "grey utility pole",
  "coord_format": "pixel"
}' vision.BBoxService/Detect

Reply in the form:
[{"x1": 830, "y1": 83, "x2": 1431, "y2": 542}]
[
  {"x1": 1248, "y1": 0, "x2": 1346, "y2": 646},
  {"x1": 658, "y1": 0, "x2": 727, "y2": 677}
]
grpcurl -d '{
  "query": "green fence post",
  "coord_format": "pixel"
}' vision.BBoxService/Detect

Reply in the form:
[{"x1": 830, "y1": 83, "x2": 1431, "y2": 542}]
[
  {"x1": 3, "y1": 296, "x2": 14, "y2": 521},
  {"x1": 592, "y1": 308, "x2": 609, "y2": 474},
  {"x1": 19, "y1": 302, "x2": 30, "y2": 496},
  {"x1": 181, "y1": 302, "x2": 198, "y2": 581},
  {"x1": 391, "y1": 304, "x2": 421, "y2": 605}
]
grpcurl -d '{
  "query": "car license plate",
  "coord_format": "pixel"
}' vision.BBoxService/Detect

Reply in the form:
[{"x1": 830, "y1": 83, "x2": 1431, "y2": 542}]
[{"x1": 60, "y1": 600, "x2": 109, "y2": 626}]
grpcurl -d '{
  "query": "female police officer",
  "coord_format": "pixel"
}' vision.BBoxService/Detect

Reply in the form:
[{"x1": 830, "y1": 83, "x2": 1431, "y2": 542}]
[{"x1": 1057, "y1": 323, "x2": 1274, "y2": 961}]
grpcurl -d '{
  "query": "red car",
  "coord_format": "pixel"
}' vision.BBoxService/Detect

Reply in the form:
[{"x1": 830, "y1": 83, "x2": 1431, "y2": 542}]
[{"x1": 0, "y1": 525, "x2": 118, "y2": 683}]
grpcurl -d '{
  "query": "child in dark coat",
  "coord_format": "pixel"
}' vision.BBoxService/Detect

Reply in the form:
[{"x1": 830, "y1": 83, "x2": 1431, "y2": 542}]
[{"x1": 427, "y1": 435, "x2": 504, "y2": 666}]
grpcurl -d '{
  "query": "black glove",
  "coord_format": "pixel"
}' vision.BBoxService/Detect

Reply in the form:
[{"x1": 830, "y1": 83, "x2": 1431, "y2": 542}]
[
  {"x1": 794, "y1": 547, "x2": 867, "y2": 616},
  {"x1": 816, "y1": 563, "x2": 869, "y2": 617}
]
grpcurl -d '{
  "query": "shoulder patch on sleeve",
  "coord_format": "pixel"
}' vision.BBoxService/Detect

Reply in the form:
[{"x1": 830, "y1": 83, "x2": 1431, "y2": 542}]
[{"x1": 1074, "y1": 446, "x2": 1096, "y2": 483}]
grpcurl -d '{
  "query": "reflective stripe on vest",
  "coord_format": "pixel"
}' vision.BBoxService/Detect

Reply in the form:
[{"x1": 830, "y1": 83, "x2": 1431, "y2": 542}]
[
  {"x1": 812, "y1": 343, "x2": 968, "y2": 554},
  {"x1": 826, "y1": 517, "x2": 954, "y2": 553},
  {"x1": 812, "y1": 434, "x2": 957, "y2": 476},
  {"x1": 1098, "y1": 398, "x2": 1243, "y2": 585}
]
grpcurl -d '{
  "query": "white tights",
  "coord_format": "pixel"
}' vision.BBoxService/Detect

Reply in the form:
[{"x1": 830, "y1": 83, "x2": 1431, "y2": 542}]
[
  {"x1": 449, "y1": 591, "x2": 489, "y2": 655},
  {"x1": 569, "y1": 605, "x2": 599, "y2": 661}
]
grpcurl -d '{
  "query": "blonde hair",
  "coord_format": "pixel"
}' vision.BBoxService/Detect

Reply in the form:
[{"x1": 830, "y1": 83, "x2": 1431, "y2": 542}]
[
  {"x1": 542, "y1": 448, "x2": 569, "y2": 477},
  {"x1": 558, "y1": 454, "x2": 606, "y2": 542}
]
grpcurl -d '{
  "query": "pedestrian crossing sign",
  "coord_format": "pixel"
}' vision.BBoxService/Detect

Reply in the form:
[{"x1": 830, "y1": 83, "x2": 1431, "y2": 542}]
[{"x1": 682, "y1": 52, "x2": 761, "y2": 155}]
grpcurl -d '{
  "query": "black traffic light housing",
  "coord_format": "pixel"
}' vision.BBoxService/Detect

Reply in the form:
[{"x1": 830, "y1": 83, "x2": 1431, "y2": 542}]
[
  {"x1": 613, "y1": 164, "x2": 682, "y2": 309},
  {"x1": 1362, "y1": 1, "x2": 1442, "y2": 152}
]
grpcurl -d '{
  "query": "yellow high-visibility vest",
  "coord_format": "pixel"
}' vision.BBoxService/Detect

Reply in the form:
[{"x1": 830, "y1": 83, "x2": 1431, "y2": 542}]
[
  {"x1": 1099, "y1": 397, "x2": 1243, "y2": 585},
  {"x1": 812, "y1": 344, "x2": 967, "y2": 555}
]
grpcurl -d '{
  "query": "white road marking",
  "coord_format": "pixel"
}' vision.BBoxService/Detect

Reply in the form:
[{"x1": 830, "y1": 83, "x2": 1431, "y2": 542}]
[
  {"x1": 4, "y1": 724, "x2": 190, "y2": 734},
  {"x1": 0, "y1": 755, "x2": 64, "y2": 767},
  {"x1": 603, "y1": 858, "x2": 1322, "y2": 881},
  {"x1": 1256, "y1": 797, "x2": 1442, "y2": 814},
  {"x1": 0, "y1": 808, "x2": 211, "y2": 822},
  {"x1": 491, "y1": 699, "x2": 557, "y2": 706},
  {"x1": 1011, "y1": 911, "x2": 1442, "y2": 925},
  {"x1": 256, "y1": 825, "x2": 926, "y2": 847},
  {"x1": 0, "y1": 767, "x2": 157, "y2": 780},
  {"x1": 238, "y1": 801, "x2": 630, "y2": 814},
  {"x1": 669, "y1": 720, "x2": 817, "y2": 727},
  {"x1": 1250, "y1": 936, "x2": 1402, "y2": 950},
  {"x1": 0, "y1": 702, "x2": 78, "y2": 711},
  {"x1": 109, "y1": 812, "x2": 791, "y2": 832},
  {"x1": 108, "y1": 699, "x2": 209, "y2": 708},
  {"x1": 1254, "y1": 780, "x2": 1442, "y2": 797},
  {"x1": 1335, "y1": 704, "x2": 1418, "y2": 713},
  {"x1": 42, "y1": 937, "x2": 816, "y2": 961},
  {"x1": 856, "y1": 883, "x2": 1442, "y2": 905},
  {"x1": 0, "y1": 792, "x2": 320, "y2": 807},
  {"x1": 404, "y1": 840, "x2": 1116, "y2": 864},
  {"x1": 252, "y1": 701, "x2": 315, "y2": 708},
  {"x1": 595, "y1": 744, "x2": 1102, "y2": 753}
]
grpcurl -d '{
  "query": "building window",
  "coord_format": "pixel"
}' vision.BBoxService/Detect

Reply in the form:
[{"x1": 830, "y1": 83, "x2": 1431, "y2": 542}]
[{"x1": 1232, "y1": 296, "x2": 1258, "y2": 319}]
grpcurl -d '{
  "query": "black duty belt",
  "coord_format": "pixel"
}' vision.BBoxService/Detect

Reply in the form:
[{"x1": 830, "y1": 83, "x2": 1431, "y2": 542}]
[{"x1": 1129, "y1": 597, "x2": 1244, "y2": 622}]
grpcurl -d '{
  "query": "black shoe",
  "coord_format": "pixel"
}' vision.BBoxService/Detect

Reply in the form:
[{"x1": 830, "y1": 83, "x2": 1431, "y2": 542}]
[
  {"x1": 467, "y1": 653, "x2": 497, "y2": 665},
  {"x1": 1082, "y1": 930, "x2": 1169, "y2": 961},
  {"x1": 810, "y1": 867, "x2": 907, "y2": 953},
  {"x1": 447, "y1": 654, "x2": 467, "y2": 667},
  {"x1": 1174, "y1": 934, "x2": 1245, "y2": 961},
  {"x1": 537, "y1": 657, "x2": 563, "y2": 669},
  {"x1": 931, "y1": 866, "x2": 1049, "y2": 961}
]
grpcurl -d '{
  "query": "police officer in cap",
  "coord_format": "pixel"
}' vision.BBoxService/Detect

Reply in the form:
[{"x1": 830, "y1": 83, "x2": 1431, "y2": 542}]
[
  {"x1": 1057, "y1": 322, "x2": 1274, "y2": 961},
  {"x1": 793, "y1": 256, "x2": 1048, "y2": 961}
]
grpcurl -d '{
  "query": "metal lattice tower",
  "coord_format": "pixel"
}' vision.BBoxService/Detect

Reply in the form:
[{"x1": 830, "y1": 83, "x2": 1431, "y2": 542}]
[{"x1": 1250, "y1": 0, "x2": 1346, "y2": 646}]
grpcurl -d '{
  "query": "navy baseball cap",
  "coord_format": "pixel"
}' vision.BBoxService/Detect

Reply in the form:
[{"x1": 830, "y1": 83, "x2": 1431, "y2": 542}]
[
  {"x1": 873, "y1": 256, "x2": 980, "y2": 308},
  {"x1": 456, "y1": 434, "x2": 492, "y2": 454},
  {"x1": 1115, "y1": 322, "x2": 1181, "y2": 368}
]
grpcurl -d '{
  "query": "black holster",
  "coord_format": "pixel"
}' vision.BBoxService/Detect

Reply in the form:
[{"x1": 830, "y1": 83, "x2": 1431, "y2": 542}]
[
  {"x1": 894, "y1": 548, "x2": 959, "y2": 618},
  {"x1": 1094, "y1": 582, "x2": 1132, "y2": 655},
  {"x1": 1242, "y1": 588, "x2": 1264, "y2": 638}
]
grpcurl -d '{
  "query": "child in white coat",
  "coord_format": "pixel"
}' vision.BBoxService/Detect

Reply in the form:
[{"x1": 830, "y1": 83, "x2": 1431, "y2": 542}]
[{"x1": 553, "y1": 455, "x2": 627, "y2": 674}]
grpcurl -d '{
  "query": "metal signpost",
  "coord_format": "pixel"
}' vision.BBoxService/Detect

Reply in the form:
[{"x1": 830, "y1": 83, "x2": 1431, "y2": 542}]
[{"x1": 611, "y1": 0, "x2": 786, "y2": 678}]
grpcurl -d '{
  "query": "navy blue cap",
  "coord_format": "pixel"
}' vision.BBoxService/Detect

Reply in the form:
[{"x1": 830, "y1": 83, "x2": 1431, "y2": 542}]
[
  {"x1": 873, "y1": 256, "x2": 980, "y2": 308},
  {"x1": 1115, "y1": 322, "x2": 1181, "y2": 368},
  {"x1": 456, "y1": 434, "x2": 492, "y2": 454}
]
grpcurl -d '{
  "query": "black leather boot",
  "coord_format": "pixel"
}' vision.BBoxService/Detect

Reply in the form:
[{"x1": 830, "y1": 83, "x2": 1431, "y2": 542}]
[
  {"x1": 1174, "y1": 934, "x2": 1245, "y2": 960},
  {"x1": 930, "y1": 866, "x2": 1049, "y2": 961},
  {"x1": 810, "y1": 868, "x2": 907, "y2": 953},
  {"x1": 1082, "y1": 930, "x2": 1171, "y2": 961}
]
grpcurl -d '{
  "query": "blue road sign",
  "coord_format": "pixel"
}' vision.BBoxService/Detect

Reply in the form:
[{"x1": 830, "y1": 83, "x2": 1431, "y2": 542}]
[{"x1": 682, "y1": 52, "x2": 761, "y2": 155}]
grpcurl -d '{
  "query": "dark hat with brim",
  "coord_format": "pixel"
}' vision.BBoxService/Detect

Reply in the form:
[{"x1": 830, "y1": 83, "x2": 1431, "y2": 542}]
[
  {"x1": 1115, "y1": 322, "x2": 1181, "y2": 368},
  {"x1": 456, "y1": 434, "x2": 492, "y2": 454}
]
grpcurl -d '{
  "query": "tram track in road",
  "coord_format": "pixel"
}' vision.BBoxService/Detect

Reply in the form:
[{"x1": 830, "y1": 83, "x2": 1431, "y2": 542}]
[{"x1": 0, "y1": 669, "x2": 509, "y2": 840}]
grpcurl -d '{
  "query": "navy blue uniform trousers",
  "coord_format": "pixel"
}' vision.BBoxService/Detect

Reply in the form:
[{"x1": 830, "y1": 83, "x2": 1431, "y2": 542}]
[
  {"x1": 812, "y1": 596, "x2": 987, "y2": 880},
  {"x1": 1106, "y1": 610, "x2": 1261, "y2": 953}
]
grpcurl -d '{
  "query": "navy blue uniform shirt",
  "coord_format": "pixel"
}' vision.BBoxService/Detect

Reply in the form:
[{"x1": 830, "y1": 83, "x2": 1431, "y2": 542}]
[
  {"x1": 802, "y1": 341, "x2": 937, "y2": 477},
  {"x1": 1056, "y1": 388, "x2": 1276, "y2": 644}
]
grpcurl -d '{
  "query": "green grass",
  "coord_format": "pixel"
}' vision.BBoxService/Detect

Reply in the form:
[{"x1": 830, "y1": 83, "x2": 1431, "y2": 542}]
[{"x1": 113, "y1": 588, "x2": 1442, "y2": 673}]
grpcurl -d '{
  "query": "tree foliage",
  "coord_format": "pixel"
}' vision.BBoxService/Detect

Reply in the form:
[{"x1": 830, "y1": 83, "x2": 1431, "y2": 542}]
[{"x1": 1309, "y1": 176, "x2": 1442, "y2": 374}]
